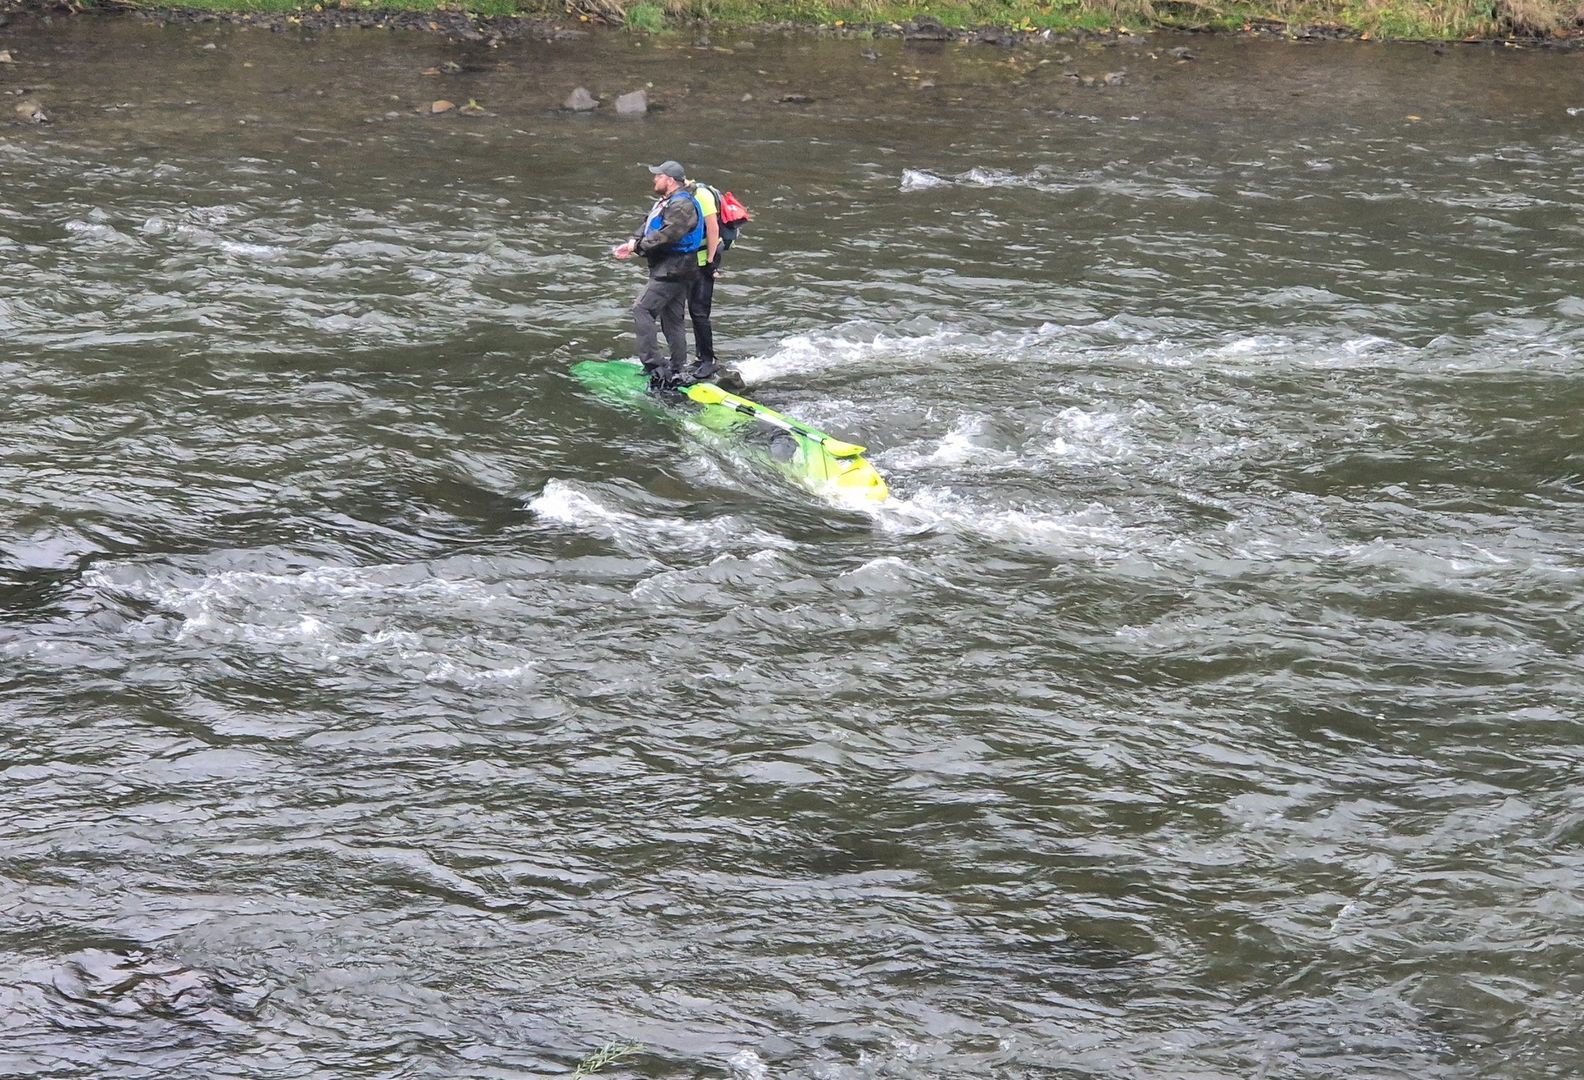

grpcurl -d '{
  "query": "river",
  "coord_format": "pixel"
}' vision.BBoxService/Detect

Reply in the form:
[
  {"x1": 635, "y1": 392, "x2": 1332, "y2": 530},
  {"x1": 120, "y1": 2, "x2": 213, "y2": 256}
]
[{"x1": 2, "y1": 15, "x2": 1582, "y2": 1079}]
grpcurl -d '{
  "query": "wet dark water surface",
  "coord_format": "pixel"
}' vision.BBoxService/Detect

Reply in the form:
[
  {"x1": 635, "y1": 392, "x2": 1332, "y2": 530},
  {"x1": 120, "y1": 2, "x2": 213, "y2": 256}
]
[{"x1": 3, "y1": 17, "x2": 1582, "y2": 1079}]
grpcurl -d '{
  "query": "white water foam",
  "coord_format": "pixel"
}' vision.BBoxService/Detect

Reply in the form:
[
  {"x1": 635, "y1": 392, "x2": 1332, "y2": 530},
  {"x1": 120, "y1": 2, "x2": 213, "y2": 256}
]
[
  {"x1": 833, "y1": 555, "x2": 952, "y2": 596},
  {"x1": 900, "y1": 166, "x2": 1050, "y2": 192},
  {"x1": 1039, "y1": 404, "x2": 1148, "y2": 465},
  {"x1": 325, "y1": 627, "x2": 538, "y2": 688},
  {"x1": 735, "y1": 324, "x2": 946, "y2": 383},
  {"x1": 629, "y1": 549, "x2": 788, "y2": 604},
  {"x1": 733, "y1": 316, "x2": 1306, "y2": 390},
  {"x1": 727, "y1": 1049, "x2": 770, "y2": 1079},
  {"x1": 735, "y1": 320, "x2": 1063, "y2": 384},
  {"x1": 63, "y1": 219, "x2": 137, "y2": 247},
  {"x1": 86, "y1": 567, "x2": 488, "y2": 648},
  {"x1": 898, "y1": 168, "x2": 951, "y2": 192},
  {"x1": 884, "y1": 414, "x2": 1020, "y2": 471},
  {"x1": 1198, "y1": 330, "x2": 1581, "y2": 373},
  {"x1": 900, "y1": 165, "x2": 1212, "y2": 201},
  {"x1": 530, "y1": 479, "x2": 796, "y2": 553},
  {"x1": 81, "y1": 560, "x2": 537, "y2": 686},
  {"x1": 877, "y1": 486, "x2": 1165, "y2": 560}
]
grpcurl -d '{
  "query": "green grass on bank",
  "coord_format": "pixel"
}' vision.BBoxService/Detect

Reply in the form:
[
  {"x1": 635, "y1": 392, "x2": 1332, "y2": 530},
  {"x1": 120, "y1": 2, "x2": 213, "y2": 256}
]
[
  {"x1": 653, "y1": 0, "x2": 1583, "y2": 38},
  {"x1": 96, "y1": 0, "x2": 530, "y2": 15},
  {"x1": 82, "y1": 0, "x2": 1584, "y2": 40}
]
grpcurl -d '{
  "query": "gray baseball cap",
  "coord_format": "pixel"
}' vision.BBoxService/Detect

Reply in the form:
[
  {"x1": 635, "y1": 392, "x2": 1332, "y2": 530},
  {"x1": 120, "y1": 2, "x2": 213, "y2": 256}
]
[{"x1": 647, "y1": 160, "x2": 686, "y2": 180}]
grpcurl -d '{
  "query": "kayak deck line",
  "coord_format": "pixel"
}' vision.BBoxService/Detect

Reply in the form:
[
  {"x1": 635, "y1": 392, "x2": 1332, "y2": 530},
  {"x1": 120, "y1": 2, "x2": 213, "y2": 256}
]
[{"x1": 571, "y1": 359, "x2": 889, "y2": 505}]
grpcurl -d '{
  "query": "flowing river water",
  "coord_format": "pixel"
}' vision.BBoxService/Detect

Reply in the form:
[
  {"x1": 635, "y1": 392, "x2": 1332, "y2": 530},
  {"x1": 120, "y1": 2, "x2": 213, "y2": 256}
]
[{"x1": 2, "y1": 16, "x2": 1582, "y2": 1079}]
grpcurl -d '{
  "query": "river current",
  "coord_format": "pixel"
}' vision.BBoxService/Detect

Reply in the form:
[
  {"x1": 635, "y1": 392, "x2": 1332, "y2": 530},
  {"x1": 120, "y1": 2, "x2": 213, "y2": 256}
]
[{"x1": 2, "y1": 16, "x2": 1581, "y2": 1079}]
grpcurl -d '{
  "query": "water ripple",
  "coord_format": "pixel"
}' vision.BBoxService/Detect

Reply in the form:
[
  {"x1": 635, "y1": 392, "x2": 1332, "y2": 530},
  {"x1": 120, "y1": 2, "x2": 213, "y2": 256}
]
[{"x1": 2, "y1": 22, "x2": 1581, "y2": 1080}]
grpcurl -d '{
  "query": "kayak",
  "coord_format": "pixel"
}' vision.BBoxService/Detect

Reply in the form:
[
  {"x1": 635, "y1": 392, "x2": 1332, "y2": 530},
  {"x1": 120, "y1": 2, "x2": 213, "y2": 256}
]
[{"x1": 570, "y1": 359, "x2": 889, "y2": 505}]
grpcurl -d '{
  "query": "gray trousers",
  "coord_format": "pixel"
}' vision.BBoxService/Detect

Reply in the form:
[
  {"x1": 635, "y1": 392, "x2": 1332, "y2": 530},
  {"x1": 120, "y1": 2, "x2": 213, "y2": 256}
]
[{"x1": 633, "y1": 277, "x2": 690, "y2": 372}]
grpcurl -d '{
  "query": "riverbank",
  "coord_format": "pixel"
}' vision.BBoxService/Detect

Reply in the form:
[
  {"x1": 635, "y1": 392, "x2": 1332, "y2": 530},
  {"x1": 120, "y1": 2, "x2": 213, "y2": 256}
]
[{"x1": 3, "y1": 0, "x2": 1580, "y2": 45}]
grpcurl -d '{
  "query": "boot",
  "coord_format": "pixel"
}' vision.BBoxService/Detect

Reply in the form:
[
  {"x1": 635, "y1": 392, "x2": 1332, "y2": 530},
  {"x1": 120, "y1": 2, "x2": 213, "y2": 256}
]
[
  {"x1": 644, "y1": 361, "x2": 680, "y2": 393},
  {"x1": 713, "y1": 367, "x2": 748, "y2": 394}
]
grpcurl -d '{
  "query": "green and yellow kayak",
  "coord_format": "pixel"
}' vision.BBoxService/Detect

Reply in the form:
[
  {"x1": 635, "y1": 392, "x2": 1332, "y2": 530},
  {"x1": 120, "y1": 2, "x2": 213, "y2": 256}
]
[{"x1": 571, "y1": 359, "x2": 889, "y2": 505}]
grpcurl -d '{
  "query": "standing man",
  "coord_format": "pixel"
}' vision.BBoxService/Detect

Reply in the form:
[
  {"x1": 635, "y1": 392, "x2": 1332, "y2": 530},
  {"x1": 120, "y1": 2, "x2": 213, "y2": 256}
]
[
  {"x1": 611, "y1": 160, "x2": 703, "y2": 391},
  {"x1": 684, "y1": 175, "x2": 723, "y2": 384}
]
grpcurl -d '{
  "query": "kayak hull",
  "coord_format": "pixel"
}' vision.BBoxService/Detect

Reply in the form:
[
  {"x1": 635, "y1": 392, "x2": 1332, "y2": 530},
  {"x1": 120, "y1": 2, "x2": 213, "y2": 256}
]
[{"x1": 571, "y1": 360, "x2": 889, "y2": 504}]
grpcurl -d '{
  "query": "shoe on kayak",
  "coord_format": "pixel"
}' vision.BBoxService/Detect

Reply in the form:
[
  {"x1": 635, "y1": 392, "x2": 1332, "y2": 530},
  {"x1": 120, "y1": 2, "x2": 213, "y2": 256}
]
[
  {"x1": 643, "y1": 361, "x2": 681, "y2": 392},
  {"x1": 675, "y1": 359, "x2": 746, "y2": 393}
]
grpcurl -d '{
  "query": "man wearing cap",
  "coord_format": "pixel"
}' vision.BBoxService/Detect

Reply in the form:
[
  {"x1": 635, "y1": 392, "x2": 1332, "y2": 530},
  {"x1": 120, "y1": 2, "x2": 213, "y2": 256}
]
[{"x1": 612, "y1": 160, "x2": 704, "y2": 391}]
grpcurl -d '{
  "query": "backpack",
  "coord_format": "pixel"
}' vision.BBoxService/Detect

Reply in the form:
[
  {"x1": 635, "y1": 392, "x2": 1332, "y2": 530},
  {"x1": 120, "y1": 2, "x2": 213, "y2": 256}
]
[{"x1": 704, "y1": 185, "x2": 751, "y2": 250}]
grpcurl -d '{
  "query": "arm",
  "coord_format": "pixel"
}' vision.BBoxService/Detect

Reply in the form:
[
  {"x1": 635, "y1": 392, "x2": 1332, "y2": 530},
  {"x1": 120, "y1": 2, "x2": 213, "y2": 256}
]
[
  {"x1": 613, "y1": 202, "x2": 656, "y2": 260},
  {"x1": 704, "y1": 211, "x2": 720, "y2": 265}
]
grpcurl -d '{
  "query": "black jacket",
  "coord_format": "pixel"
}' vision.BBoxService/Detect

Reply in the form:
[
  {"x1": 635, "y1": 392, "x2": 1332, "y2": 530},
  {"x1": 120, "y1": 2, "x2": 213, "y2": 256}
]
[{"x1": 630, "y1": 190, "x2": 701, "y2": 282}]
